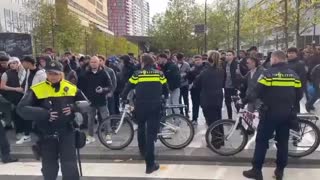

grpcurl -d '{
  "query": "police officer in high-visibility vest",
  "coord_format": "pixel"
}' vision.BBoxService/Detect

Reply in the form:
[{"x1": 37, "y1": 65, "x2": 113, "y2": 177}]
[
  {"x1": 17, "y1": 61, "x2": 87, "y2": 180},
  {"x1": 241, "y1": 50, "x2": 303, "y2": 180},
  {"x1": 122, "y1": 54, "x2": 168, "y2": 174}
]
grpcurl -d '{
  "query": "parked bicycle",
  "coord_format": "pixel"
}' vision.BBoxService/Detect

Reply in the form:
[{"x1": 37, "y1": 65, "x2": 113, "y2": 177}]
[
  {"x1": 98, "y1": 100, "x2": 195, "y2": 150},
  {"x1": 205, "y1": 96, "x2": 320, "y2": 158}
]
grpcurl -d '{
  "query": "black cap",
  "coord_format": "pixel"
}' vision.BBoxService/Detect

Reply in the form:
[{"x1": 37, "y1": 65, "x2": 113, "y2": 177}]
[
  {"x1": 0, "y1": 55, "x2": 9, "y2": 62},
  {"x1": 21, "y1": 55, "x2": 36, "y2": 65},
  {"x1": 45, "y1": 61, "x2": 63, "y2": 73}
]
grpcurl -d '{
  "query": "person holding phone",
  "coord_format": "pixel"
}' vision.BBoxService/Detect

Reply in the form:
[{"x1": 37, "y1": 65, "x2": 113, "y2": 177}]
[{"x1": 77, "y1": 56, "x2": 112, "y2": 144}]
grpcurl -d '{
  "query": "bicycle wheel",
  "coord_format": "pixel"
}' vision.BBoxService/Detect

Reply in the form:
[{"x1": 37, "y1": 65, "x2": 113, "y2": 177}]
[
  {"x1": 205, "y1": 119, "x2": 248, "y2": 156},
  {"x1": 288, "y1": 119, "x2": 320, "y2": 158},
  {"x1": 97, "y1": 115, "x2": 134, "y2": 150},
  {"x1": 159, "y1": 114, "x2": 194, "y2": 149}
]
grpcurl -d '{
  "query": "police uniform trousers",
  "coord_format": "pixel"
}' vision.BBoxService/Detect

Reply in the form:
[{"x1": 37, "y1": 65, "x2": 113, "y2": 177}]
[
  {"x1": 252, "y1": 111, "x2": 290, "y2": 170},
  {"x1": 0, "y1": 120, "x2": 10, "y2": 160},
  {"x1": 40, "y1": 131, "x2": 79, "y2": 180},
  {"x1": 135, "y1": 102, "x2": 161, "y2": 168}
]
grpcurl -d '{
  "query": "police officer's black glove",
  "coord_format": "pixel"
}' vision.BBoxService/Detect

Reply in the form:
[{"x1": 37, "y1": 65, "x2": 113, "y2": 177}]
[
  {"x1": 235, "y1": 101, "x2": 244, "y2": 112},
  {"x1": 49, "y1": 110, "x2": 59, "y2": 122}
]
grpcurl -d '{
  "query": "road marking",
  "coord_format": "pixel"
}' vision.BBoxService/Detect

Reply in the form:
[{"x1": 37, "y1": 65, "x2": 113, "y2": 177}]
[{"x1": 1, "y1": 162, "x2": 320, "y2": 179}]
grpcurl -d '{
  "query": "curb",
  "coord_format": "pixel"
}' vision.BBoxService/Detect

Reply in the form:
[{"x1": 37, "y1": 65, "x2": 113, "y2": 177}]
[{"x1": 10, "y1": 146, "x2": 320, "y2": 165}]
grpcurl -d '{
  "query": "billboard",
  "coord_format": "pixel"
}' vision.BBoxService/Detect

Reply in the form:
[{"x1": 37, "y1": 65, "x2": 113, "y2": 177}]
[{"x1": 0, "y1": 33, "x2": 32, "y2": 58}]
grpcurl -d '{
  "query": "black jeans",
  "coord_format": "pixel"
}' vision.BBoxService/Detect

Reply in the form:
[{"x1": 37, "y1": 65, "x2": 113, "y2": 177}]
[
  {"x1": 135, "y1": 102, "x2": 161, "y2": 168},
  {"x1": 0, "y1": 120, "x2": 10, "y2": 159},
  {"x1": 202, "y1": 105, "x2": 224, "y2": 146},
  {"x1": 179, "y1": 86, "x2": 189, "y2": 116},
  {"x1": 114, "y1": 92, "x2": 120, "y2": 115},
  {"x1": 107, "y1": 96, "x2": 115, "y2": 115},
  {"x1": 40, "y1": 131, "x2": 79, "y2": 180},
  {"x1": 191, "y1": 89, "x2": 200, "y2": 121},
  {"x1": 202, "y1": 105, "x2": 222, "y2": 126},
  {"x1": 0, "y1": 95, "x2": 12, "y2": 125},
  {"x1": 224, "y1": 88, "x2": 237, "y2": 119},
  {"x1": 252, "y1": 112, "x2": 290, "y2": 170}
]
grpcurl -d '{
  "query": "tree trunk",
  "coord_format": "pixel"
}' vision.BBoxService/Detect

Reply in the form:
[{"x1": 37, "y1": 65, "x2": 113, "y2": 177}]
[
  {"x1": 284, "y1": 0, "x2": 289, "y2": 49},
  {"x1": 296, "y1": 0, "x2": 301, "y2": 48}
]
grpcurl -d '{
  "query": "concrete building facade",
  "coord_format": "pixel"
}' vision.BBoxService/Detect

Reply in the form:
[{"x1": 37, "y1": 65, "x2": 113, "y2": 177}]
[
  {"x1": 0, "y1": 0, "x2": 51, "y2": 33},
  {"x1": 0, "y1": 0, "x2": 112, "y2": 35}
]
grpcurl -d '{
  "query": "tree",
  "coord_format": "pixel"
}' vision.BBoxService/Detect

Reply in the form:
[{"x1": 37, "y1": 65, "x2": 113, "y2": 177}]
[
  {"x1": 24, "y1": 0, "x2": 139, "y2": 56},
  {"x1": 149, "y1": 0, "x2": 200, "y2": 53}
]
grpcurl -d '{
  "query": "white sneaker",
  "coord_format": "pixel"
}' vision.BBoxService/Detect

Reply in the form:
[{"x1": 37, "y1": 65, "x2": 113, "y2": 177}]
[
  {"x1": 16, "y1": 135, "x2": 31, "y2": 144},
  {"x1": 86, "y1": 136, "x2": 96, "y2": 145},
  {"x1": 106, "y1": 134, "x2": 112, "y2": 144},
  {"x1": 16, "y1": 133, "x2": 23, "y2": 140}
]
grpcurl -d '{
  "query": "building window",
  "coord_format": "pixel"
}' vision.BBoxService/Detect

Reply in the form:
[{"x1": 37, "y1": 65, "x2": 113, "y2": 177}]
[
  {"x1": 88, "y1": 0, "x2": 95, "y2": 5},
  {"x1": 97, "y1": 2, "x2": 103, "y2": 11}
]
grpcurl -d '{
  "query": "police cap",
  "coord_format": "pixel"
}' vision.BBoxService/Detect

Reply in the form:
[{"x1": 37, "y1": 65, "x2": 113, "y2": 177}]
[{"x1": 45, "y1": 61, "x2": 63, "y2": 73}]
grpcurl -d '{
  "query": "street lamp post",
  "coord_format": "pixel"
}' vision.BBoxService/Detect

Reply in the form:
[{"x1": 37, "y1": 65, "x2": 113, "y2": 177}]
[
  {"x1": 205, "y1": 0, "x2": 207, "y2": 53},
  {"x1": 236, "y1": 0, "x2": 240, "y2": 56}
]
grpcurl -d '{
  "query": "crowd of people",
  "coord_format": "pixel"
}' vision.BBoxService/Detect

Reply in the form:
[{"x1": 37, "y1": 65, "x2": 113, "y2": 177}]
[{"x1": 0, "y1": 44, "x2": 319, "y2": 179}]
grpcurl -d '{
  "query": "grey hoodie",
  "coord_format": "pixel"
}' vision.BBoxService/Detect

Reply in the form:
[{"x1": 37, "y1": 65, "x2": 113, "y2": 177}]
[{"x1": 178, "y1": 61, "x2": 190, "y2": 87}]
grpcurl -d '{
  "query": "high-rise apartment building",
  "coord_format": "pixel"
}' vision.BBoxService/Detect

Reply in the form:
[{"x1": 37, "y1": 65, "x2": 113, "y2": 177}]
[{"x1": 108, "y1": 0, "x2": 149, "y2": 36}]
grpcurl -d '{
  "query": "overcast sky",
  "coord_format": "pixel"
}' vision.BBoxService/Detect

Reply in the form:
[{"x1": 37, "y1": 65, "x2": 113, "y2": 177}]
[{"x1": 148, "y1": 0, "x2": 213, "y2": 19}]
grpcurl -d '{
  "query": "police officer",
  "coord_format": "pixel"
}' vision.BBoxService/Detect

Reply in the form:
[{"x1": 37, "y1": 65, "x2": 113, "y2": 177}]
[
  {"x1": 121, "y1": 54, "x2": 168, "y2": 174},
  {"x1": 17, "y1": 61, "x2": 87, "y2": 180},
  {"x1": 241, "y1": 50, "x2": 303, "y2": 180}
]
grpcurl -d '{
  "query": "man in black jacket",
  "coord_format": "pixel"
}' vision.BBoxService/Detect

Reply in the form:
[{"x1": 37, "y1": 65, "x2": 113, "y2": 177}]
[
  {"x1": 158, "y1": 53, "x2": 181, "y2": 114},
  {"x1": 187, "y1": 55, "x2": 207, "y2": 125},
  {"x1": 223, "y1": 50, "x2": 239, "y2": 119},
  {"x1": 78, "y1": 56, "x2": 112, "y2": 145},
  {"x1": 286, "y1": 47, "x2": 307, "y2": 112}
]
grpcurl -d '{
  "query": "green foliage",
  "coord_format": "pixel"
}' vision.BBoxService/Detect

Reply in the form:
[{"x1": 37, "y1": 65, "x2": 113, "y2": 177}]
[
  {"x1": 24, "y1": 0, "x2": 139, "y2": 56},
  {"x1": 150, "y1": 0, "x2": 320, "y2": 52}
]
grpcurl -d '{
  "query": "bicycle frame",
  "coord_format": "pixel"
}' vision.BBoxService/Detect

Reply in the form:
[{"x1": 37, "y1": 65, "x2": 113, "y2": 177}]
[
  {"x1": 116, "y1": 103, "x2": 184, "y2": 137},
  {"x1": 115, "y1": 104, "x2": 131, "y2": 134},
  {"x1": 225, "y1": 108, "x2": 315, "y2": 141}
]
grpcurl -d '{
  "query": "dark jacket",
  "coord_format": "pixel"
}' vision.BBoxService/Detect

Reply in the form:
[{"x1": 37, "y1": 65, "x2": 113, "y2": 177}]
[
  {"x1": 162, "y1": 61, "x2": 181, "y2": 91},
  {"x1": 187, "y1": 63, "x2": 208, "y2": 91},
  {"x1": 306, "y1": 55, "x2": 320, "y2": 81},
  {"x1": 121, "y1": 66, "x2": 169, "y2": 104},
  {"x1": 117, "y1": 63, "x2": 136, "y2": 93},
  {"x1": 194, "y1": 65, "x2": 224, "y2": 108},
  {"x1": 16, "y1": 79, "x2": 87, "y2": 135},
  {"x1": 105, "y1": 67, "x2": 117, "y2": 92},
  {"x1": 2, "y1": 70, "x2": 23, "y2": 105},
  {"x1": 223, "y1": 59, "x2": 240, "y2": 89},
  {"x1": 240, "y1": 66, "x2": 265, "y2": 102},
  {"x1": 244, "y1": 63, "x2": 303, "y2": 114},
  {"x1": 310, "y1": 62, "x2": 320, "y2": 85},
  {"x1": 287, "y1": 58, "x2": 307, "y2": 88},
  {"x1": 78, "y1": 68, "x2": 112, "y2": 106},
  {"x1": 239, "y1": 57, "x2": 249, "y2": 76}
]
